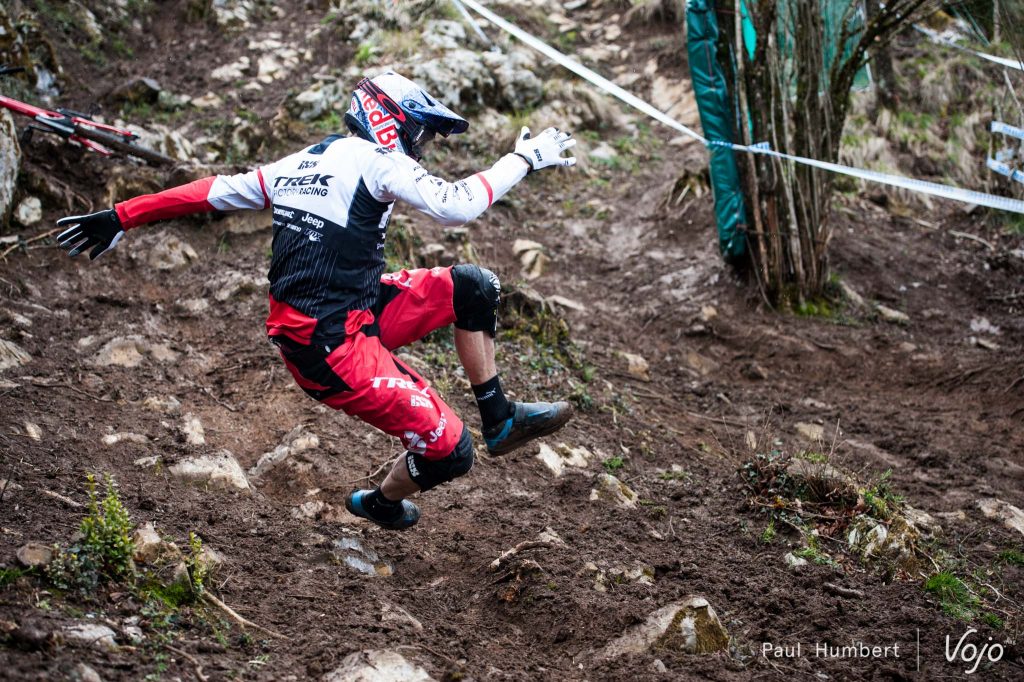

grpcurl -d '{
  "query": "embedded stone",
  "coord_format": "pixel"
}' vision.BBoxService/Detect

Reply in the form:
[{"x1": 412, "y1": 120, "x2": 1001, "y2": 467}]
[
  {"x1": 168, "y1": 450, "x2": 250, "y2": 491},
  {"x1": 323, "y1": 649, "x2": 434, "y2": 682},
  {"x1": 598, "y1": 597, "x2": 729, "y2": 659}
]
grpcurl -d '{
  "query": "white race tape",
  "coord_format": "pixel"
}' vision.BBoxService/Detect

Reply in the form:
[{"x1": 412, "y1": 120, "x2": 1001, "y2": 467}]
[
  {"x1": 915, "y1": 25, "x2": 1024, "y2": 72},
  {"x1": 459, "y1": 0, "x2": 1024, "y2": 214},
  {"x1": 987, "y1": 158, "x2": 1024, "y2": 185},
  {"x1": 992, "y1": 120, "x2": 1024, "y2": 141}
]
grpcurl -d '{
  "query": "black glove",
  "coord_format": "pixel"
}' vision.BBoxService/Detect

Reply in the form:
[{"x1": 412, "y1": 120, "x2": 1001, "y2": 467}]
[{"x1": 56, "y1": 209, "x2": 125, "y2": 260}]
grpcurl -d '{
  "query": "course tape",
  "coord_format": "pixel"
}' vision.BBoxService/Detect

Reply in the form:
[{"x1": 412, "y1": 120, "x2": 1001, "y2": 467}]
[
  {"x1": 987, "y1": 158, "x2": 1024, "y2": 185},
  {"x1": 992, "y1": 120, "x2": 1024, "y2": 141},
  {"x1": 915, "y1": 25, "x2": 1024, "y2": 72},
  {"x1": 458, "y1": 0, "x2": 1024, "y2": 214}
]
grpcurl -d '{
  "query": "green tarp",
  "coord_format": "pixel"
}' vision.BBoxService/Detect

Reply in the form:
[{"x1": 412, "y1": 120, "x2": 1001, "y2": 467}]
[{"x1": 686, "y1": 0, "x2": 748, "y2": 261}]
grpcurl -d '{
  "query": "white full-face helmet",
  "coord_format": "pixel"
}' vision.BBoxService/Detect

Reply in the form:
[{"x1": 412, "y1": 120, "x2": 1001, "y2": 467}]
[{"x1": 344, "y1": 71, "x2": 469, "y2": 160}]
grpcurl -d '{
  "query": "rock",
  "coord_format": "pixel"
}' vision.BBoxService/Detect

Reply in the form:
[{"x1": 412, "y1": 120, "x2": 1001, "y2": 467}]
[
  {"x1": 0, "y1": 110, "x2": 22, "y2": 227},
  {"x1": 169, "y1": 450, "x2": 250, "y2": 491},
  {"x1": 969, "y1": 317, "x2": 1000, "y2": 335},
  {"x1": 180, "y1": 413, "x2": 206, "y2": 446},
  {"x1": 288, "y1": 81, "x2": 340, "y2": 122},
  {"x1": 192, "y1": 92, "x2": 224, "y2": 109},
  {"x1": 68, "y1": 1, "x2": 103, "y2": 40},
  {"x1": 839, "y1": 281, "x2": 866, "y2": 308},
  {"x1": 121, "y1": 618, "x2": 144, "y2": 646},
  {"x1": 323, "y1": 649, "x2": 434, "y2": 682},
  {"x1": 142, "y1": 395, "x2": 181, "y2": 415},
  {"x1": 198, "y1": 545, "x2": 226, "y2": 575},
  {"x1": 211, "y1": 56, "x2": 250, "y2": 81},
  {"x1": 620, "y1": 352, "x2": 650, "y2": 381},
  {"x1": 546, "y1": 295, "x2": 586, "y2": 312},
  {"x1": 650, "y1": 76, "x2": 696, "y2": 121},
  {"x1": 783, "y1": 552, "x2": 808, "y2": 568},
  {"x1": 72, "y1": 662, "x2": 104, "y2": 682},
  {"x1": 147, "y1": 235, "x2": 198, "y2": 270},
  {"x1": 903, "y1": 506, "x2": 942, "y2": 539},
  {"x1": 175, "y1": 298, "x2": 211, "y2": 316},
  {"x1": 62, "y1": 623, "x2": 119, "y2": 651},
  {"x1": 847, "y1": 514, "x2": 921, "y2": 572},
  {"x1": 794, "y1": 422, "x2": 825, "y2": 442},
  {"x1": 132, "y1": 522, "x2": 180, "y2": 565},
  {"x1": 108, "y1": 77, "x2": 162, "y2": 106},
  {"x1": 875, "y1": 304, "x2": 909, "y2": 324},
  {"x1": 212, "y1": 0, "x2": 257, "y2": 29},
  {"x1": 92, "y1": 336, "x2": 177, "y2": 368},
  {"x1": 512, "y1": 239, "x2": 548, "y2": 280},
  {"x1": 699, "y1": 305, "x2": 718, "y2": 322},
  {"x1": 332, "y1": 536, "x2": 393, "y2": 577},
  {"x1": 221, "y1": 211, "x2": 268, "y2": 234},
  {"x1": 590, "y1": 473, "x2": 638, "y2": 509},
  {"x1": 249, "y1": 426, "x2": 320, "y2": 479},
  {"x1": 599, "y1": 597, "x2": 729, "y2": 659},
  {"x1": 976, "y1": 498, "x2": 1024, "y2": 537},
  {"x1": 418, "y1": 243, "x2": 454, "y2": 268},
  {"x1": 101, "y1": 432, "x2": 149, "y2": 446},
  {"x1": 380, "y1": 602, "x2": 424, "y2": 632},
  {"x1": 24, "y1": 422, "x2": 41, "y2": 441},
  {"x1": 16, "y1": 542, "x2": 54, "y2": 568},
  {"x1": 14, "y1": 197, "x2": 42, "y2": 226},
  {"x1": 134, "y1": 455, "x2": 160, "y2": 468},
  {"x1": 683, "y1": 350, "x2": 718, "y2": 376},
  {"x1": 535, "y1": 442, "x2": 592, "y2": 477},
  {"x1": 213, "y1": 270, "x2": 266, "y2": 301},
  {"x1": 291, "y1": 500, "x2": 327, "y2": 520},
  {"x1": 0, "y1": 339, "x2": 31, "y2": 372}
]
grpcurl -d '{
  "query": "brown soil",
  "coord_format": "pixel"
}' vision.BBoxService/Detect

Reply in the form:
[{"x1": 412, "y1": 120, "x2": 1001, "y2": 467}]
[{"x1": 1, "y1": 1, "x2": 1023, "y2": 680}]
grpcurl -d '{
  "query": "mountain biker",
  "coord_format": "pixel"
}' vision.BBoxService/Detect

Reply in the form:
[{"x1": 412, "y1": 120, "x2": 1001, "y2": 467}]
[{"x1": 55, "y1": 71, "x2": 577, "y2": 530}]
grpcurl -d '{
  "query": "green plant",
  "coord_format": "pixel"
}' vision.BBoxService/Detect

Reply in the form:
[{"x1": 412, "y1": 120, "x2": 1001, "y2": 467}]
[
  {"x1": 794, "y1": 534, "x2": 838, "y2": 567},
  {"x1": 860, "y1": 469, "x2": 904, "y2": 521},
  {"x1": 981, "y1": 613, "x2": 1004, "y2": 629},
  {"x1": 761, "y1": 519, "x2": 777, "y2": 544},
  {"x1": 354, "y1": 42, "x2": 376, "y2": 67},
  {"x1": 185, "y1": 532, "x2": 208, "y2": 596},
  {"x1": 47, "y1": 474, "x2": 135, "y2": 591},
  {"x1": 0, "y1": 567, "x2": 30, "y2": 588},
  {"x1": 997, "y1": 549, "x2": 1024, "y2": 566},
  {"x1": 924, "y1": 572, "x2": 980, "y2": 620},
  {"x1": 602, "y1": 455, "x2": 625, "y2": 473}
]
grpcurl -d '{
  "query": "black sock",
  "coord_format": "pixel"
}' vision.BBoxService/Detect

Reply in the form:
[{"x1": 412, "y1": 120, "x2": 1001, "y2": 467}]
[
  {"x1": 363, "y1": 487, "x2": 402, "y2": 521},
  {"x1": 472, "y1": 374, "x2": 513, "y2": 431}
]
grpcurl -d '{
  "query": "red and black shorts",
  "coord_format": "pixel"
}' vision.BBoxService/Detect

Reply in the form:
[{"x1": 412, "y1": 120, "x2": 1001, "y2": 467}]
[{"x1": 267, "y1": 267, "x2": 465, "y2": 460}]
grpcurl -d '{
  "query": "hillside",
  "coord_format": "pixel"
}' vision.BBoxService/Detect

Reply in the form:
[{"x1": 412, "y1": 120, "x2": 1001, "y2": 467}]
[{"x1": 1, "y1": 1, "x2": 1022, "y2": 680}]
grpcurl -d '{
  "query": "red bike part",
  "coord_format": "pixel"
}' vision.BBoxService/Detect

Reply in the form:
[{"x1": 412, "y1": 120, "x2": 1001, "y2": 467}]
[
  {"x1": 69, "y1": 134, "x2": 114, "y2": 156},
  {"x1": 0, "y1": 94, "x2": 137, "y2": 139}
]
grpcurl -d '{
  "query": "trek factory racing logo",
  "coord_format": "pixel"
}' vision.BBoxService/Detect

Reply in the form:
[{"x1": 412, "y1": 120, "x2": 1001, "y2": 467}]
[{"x1": 272, "y1": 173, "x2": 333, "y2": 198}]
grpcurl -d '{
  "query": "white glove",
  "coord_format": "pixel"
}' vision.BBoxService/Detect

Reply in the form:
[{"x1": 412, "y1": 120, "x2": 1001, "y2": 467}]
[{"x1": 513, "y1": 126, "x2": 576, "y2": 172}]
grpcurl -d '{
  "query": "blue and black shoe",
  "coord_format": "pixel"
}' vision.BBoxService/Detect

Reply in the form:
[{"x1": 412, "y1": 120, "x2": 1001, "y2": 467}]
[
  {"x1": 345, "y1": 490, "x2": 420, "y2": 530},
  {"x1": 484, "y1": 401, "x2": 574, "y2": 456}
]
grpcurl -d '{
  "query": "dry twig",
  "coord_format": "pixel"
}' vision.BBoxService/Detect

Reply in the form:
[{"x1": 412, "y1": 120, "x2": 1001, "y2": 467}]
[
  {"x1": 202, "y1": 592, "x2": 289, "y2": 640},
  {"x1": 488, "y1": 540, "x2": 553, "y2": 572},
  {"x1": 0, "y1": 228, "x2": 62, "y2": 259},
  {"x1": 165, "y1": 644, "x2": 209, "y2": 682}
]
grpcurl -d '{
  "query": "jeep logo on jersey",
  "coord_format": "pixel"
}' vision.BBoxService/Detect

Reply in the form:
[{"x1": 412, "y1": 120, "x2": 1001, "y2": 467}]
[
  {"x1": 301, "y1": 213, "x2": 324, "y2": 230},
  {"x1": 273, "y1": 174, "x2": 333, "y2": 188}
]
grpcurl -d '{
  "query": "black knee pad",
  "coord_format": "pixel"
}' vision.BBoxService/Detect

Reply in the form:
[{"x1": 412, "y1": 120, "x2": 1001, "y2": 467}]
[
  {"x1": 452, "y1": 264, "x2": 500, "y2": 337},
  {"x1": 405, "y1": 426, "x2": 474, "y2": 492}
]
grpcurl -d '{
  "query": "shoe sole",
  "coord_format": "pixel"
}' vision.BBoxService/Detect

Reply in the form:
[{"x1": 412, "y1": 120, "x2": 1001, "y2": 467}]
[{"x1": 487, "y1": 404, "x2": 574, "y2": 456}]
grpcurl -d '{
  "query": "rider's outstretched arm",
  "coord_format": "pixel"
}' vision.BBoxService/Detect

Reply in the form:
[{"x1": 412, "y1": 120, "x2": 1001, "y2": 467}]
[
  {"x1": 369, "y1": 126, "x2": 576, "y2": 227},
  {"x1": 56, "y1": 168, "x2": 273, "y2": 260}
]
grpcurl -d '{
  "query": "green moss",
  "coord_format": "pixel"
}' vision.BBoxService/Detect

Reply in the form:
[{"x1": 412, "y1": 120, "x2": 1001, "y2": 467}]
[{"x1": 997, "y1": 549, "x2": 1024, "y2": 566}]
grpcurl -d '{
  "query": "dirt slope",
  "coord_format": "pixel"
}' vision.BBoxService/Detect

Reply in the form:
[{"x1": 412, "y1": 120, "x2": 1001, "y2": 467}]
[{"x1": 1, "y1": 1, "x2": 1023, "y2": 680}]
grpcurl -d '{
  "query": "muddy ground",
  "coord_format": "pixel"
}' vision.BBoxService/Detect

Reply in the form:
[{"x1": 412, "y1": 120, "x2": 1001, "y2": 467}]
[{"x1": 1, "y1": 1, "x2": 1023, "y2": 680}]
